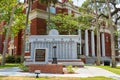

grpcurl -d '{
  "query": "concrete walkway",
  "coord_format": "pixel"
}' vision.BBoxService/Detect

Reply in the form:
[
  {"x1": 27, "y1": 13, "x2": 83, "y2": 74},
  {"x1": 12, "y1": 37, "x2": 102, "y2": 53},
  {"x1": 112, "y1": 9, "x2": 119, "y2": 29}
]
[{"x1": 0, "y1": 66, "x2": 120, "y2": 80}]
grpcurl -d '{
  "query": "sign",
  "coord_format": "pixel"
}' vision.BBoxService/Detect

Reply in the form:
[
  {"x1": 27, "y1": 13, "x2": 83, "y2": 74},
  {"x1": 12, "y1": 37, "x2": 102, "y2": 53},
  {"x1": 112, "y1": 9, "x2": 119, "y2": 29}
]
[{"x1": 35, "y1": 49, "x2": 46, "y2": 62}]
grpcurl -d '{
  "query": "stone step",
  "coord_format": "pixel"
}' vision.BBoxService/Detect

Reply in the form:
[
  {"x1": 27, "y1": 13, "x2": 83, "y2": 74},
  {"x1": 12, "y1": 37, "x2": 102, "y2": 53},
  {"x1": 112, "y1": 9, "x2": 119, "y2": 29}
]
[
  {"x1": 24, "y1": 59, "x2": 84, "y2": 67},
  {"x1": 49, "y1": 59, "x2": 84, "y2": 67},
  {"x1": 85, "y1": 57, "x2": 111, "y2": 64}
]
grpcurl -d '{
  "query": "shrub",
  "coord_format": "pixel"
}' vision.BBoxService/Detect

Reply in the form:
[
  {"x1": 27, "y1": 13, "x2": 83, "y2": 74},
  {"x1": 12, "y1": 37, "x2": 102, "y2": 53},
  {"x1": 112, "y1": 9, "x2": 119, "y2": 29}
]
[
  {"x1": 6, "y1": 55, "x2": 15, "y2": 63},
  {"x1": 15, "y1": 56, "x2": 21, "y2": 63},
  {"x1": 19, "y1": 64, "x2": 29, "y2": 72},
  {"x1": 66, "y1": 65, "x2": 74, "y2": 73},
  {"x1": 6, "y1": 55, "x2": 21, "y2": 63}
]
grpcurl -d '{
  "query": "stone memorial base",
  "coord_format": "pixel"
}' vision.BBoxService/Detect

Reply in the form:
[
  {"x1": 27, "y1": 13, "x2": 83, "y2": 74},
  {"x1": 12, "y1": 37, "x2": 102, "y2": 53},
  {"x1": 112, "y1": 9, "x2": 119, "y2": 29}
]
[
  {"x1": 29, "y1": 64, "x2": 63, "y2": 74},
  {"x1": 49, "y1": 59, "x2": 84, "y2": 67}
]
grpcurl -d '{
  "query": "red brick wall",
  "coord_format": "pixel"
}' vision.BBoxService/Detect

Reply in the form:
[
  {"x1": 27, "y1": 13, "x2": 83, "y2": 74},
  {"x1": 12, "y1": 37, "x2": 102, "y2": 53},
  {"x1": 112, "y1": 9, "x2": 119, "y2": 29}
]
[
  {"x1": 56, "y1": 7, "x2": 62, "y2": 14},
  {"x1": 56, "y1": 7, "x2": 68, "y2": 14},
  {"x1": 29, "y1": 64, "x2": 63, "y2": 74},
  {"x1": 31, "y1": 18, "x2": 46, "y2": 35},
  {"x1": 0, "y1": 21, "x2": 6, "y2": 54},
  {"x1": 62, "y1": 8, "x2": 68, "y2": 14},
  {"x1": 62, "y1": 0, "x2": 69, "y2": 3},
  {"x1": 104, "y1": 32, "x2": 111, "y2": 56},
  {"x1": 14, "y1": 30, "x2": 22, "y2": 55},
  {"x1": 32, "y1": 1, "x2": 47, "y2": 11}
]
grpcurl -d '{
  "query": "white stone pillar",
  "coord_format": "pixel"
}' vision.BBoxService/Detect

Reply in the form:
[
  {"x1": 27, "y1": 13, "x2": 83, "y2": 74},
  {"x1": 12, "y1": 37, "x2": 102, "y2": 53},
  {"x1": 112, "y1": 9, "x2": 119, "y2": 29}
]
[
  {"x1": 85, "y1": 30, "x2": 89, "y2": 56},
  {"x1": 91, "y1": 31, "x2": 95, "y2": 57},
  {"x1": 78, "y1": 29, "x2": 82, "y2": 55},
  {"x1": 101, "y1": 32, "x2": 106, "y2": 56}
]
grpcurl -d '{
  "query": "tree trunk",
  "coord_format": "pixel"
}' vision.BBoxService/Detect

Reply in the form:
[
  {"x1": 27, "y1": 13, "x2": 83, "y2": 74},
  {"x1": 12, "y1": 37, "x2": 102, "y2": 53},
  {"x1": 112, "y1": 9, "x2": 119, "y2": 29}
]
[
  {"x1": 1, "y1": 7, "x2": 15, "y2": 66},
  {"x1": 21, "y1": 0, "x2": 31, "y2": 63},
  {"x1": 94, "y1": 0, "x2": 101, "y2": 66},
  {"x1": 105, "y1": 0, "x2": 116, "y2": 68},
  {"x1": 47, "y1": 1, "x2": 50, "y2": 34}
]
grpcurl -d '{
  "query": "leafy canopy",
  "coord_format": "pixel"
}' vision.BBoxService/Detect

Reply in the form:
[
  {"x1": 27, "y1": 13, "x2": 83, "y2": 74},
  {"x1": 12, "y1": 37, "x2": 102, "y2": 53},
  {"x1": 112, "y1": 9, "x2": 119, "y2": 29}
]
[{"x1": 0, "y1": 0, "x2": 26, "y2": 36}]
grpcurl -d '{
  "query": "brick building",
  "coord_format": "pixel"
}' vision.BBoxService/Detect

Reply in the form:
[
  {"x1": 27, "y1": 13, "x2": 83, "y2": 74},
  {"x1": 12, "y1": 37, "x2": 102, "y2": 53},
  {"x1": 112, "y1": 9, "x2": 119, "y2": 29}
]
[{"x1": 0, "y1": 0, "x2": 114, "y2": 63}]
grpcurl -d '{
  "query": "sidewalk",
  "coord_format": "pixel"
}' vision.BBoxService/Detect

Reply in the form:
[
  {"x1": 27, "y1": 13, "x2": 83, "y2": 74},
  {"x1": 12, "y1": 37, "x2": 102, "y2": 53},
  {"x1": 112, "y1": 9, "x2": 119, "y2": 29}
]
[{"x1": 0, "y1": 66, "x2": 120, "y2": 80}]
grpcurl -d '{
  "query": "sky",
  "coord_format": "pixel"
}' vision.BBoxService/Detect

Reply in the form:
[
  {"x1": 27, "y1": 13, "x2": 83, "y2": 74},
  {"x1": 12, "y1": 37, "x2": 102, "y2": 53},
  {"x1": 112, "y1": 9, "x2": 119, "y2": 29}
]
[
  {"x1": 58, "y1": 0, "x2": 86, "y2": 6},
  {"x1": 72, "y1": 0, "x2": 86, "y2": 6},
  {"x1": 20, "y1": 0, "x2": 86, "y2": 6}
]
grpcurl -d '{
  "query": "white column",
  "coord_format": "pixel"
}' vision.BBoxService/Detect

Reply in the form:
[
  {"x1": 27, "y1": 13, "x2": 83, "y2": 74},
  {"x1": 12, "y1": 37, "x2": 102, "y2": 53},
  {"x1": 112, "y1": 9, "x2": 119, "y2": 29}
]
[
  {"x1": 91, "y1": 31, "x2": 95, "y2": 57},
  {"x1": 31, "y1": 42, "x2": 34, "y2": 59},
  {"x1": 78, "y1": 29, "x2": 82, "y2": 55},
  {"x1": 85, "y1": 30, "x2": 89, "y2": 56},
  {"x1": 101, "y1": 32, "x2": 106, "y2": 56}
]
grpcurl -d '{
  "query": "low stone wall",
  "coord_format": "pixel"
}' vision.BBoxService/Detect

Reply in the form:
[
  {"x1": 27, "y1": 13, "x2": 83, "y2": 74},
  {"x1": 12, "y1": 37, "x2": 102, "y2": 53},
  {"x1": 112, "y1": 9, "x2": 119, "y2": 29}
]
[{"x1": 29, "y1": 64, "x2": 63, "y2": 74}]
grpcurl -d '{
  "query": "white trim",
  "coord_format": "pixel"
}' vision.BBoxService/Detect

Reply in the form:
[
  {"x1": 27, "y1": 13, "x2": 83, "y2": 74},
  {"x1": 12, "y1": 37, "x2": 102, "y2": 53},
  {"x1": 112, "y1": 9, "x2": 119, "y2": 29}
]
[{"x1": 29, "y1": 9, "x2": 55, "y2": 20}]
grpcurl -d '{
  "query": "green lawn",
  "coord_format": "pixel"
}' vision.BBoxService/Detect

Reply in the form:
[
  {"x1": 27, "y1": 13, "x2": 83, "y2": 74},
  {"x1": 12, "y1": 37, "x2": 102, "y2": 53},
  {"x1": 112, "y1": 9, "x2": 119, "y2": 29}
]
[
  {"x1": 97, "y1": 66, "x2": 120, "y2": 75},
  {"x1": 0, "y1": 63, "x2": 20, "y2": 69},
  {"x1": 0, "y1": 76, "x2": 114, "y2": 80}
]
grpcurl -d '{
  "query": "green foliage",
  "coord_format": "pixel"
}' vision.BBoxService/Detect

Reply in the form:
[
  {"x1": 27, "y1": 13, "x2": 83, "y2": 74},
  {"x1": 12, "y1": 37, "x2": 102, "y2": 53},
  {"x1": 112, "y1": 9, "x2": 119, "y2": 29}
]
[
  {"x1": 6, "y1": 55, "x2": 15, "y2": 63},
  {"x1": 78, "y1": 13, "x2": 94, "y2": 29},
  {"x1": 0, "y1": 0, "x2": 26, "y2": 36},
  {"x1": 19, "y1": 64, "x2": 29, "y2": 72},
  {"x1": 66, "y1": 65, "x2": 74, "y2": 73},
  {"x1": 15, "y1": 56, "x2": 21, "y2": 63},
  {"x1": 0, "y1": 76, "x2": 114, "y2": 80},
  {"x1": 0, "y1": 63, "x2": 20, "y2": 69},
  {"x1": 6, "y1": 55, "x2": 21, "y2": 63},
  {"x1": 50, "y1": 14, "x2": 80, "y2": 35},
  {"x1": 114, "y1": 30, "x2": 120, "y2": 37},
  {"x1": 39, "y1": 0, "x2": 58, "y2": 5}
]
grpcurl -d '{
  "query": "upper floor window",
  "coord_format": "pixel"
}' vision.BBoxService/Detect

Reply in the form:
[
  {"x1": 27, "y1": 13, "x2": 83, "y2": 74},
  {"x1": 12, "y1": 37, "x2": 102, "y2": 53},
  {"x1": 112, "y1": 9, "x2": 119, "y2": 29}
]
[{"x1": 47, "y1": 6, "x2": 56, "y2": 14}]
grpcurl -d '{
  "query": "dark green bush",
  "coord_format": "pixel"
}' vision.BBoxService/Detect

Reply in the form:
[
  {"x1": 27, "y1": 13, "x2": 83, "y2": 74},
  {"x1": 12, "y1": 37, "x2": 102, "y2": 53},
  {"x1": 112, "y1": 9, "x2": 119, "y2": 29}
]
[
  {"x1": 15, "y1": 56, "x2": 21, "y2": 63},
  {"x1": 6, "y1": 55, "x2": 15, "y2": 63},
  {"x1": 6, "y1": 55, "x2": 21, "y2": 63}
]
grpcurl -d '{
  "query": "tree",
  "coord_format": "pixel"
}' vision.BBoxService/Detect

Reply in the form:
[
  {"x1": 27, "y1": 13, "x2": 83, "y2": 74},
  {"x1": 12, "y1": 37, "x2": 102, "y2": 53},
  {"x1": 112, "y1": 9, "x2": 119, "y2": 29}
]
[
  {"x1": 94, "y1": 0, "x2": 101, "y2": 66},
  {"x1": 82, "y1": 0, "x2": 120, "y2": 67},
  {"x1": 40, "y1": 0, "x2": 58, "y2": 33},
  {"x1": 105, "y1": 0, "x2": 116, "y2": 67},
  {"x1": 50, "y1": 14, "x2": 79, "y2": 35},
  {"x1": 50, "y1": 11, "x2": 94, "y2": 35},
  {"x1": 21, "y1": 0, "x2": 33, "y2": 63},
  {"x1": 0, "y1": 0, "x2": 25, "y2": 65}
]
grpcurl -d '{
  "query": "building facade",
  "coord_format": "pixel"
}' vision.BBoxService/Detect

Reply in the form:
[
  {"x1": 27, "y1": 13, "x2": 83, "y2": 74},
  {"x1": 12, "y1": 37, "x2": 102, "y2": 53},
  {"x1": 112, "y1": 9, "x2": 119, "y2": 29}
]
[{"x1": 0, "y1": 0, "x2": 116, "y2": 63}]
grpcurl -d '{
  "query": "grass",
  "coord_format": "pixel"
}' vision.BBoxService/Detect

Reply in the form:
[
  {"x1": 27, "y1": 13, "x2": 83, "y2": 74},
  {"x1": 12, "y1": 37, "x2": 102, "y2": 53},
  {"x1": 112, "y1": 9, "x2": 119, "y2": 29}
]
[
  {"x1": 97, "y1": 66, "x2": 120, "y2": 75},
  {"x1": 0, "y1": 76, "x2": 114, "y2": 80},
  {"x1": 0, "y1": 63, "x2": 21, "y2": 69}
]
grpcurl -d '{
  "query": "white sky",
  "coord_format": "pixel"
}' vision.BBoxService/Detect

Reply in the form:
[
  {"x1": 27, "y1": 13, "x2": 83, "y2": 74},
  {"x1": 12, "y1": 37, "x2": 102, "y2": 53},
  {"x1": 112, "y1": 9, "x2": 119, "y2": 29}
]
[
  {"x1": 72, "y1": 0, "x2": 86, "y2": 6},
  {"x1": 20, "y1": 0, "x2": 86, "y2": 6}
]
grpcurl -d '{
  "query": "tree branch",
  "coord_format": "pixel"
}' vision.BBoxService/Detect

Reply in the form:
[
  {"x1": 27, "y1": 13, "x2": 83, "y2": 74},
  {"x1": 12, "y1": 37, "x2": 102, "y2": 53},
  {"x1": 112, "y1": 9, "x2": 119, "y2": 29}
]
[
  {"x1": 98, "y1": 13, "x2": 108, "y2": 19},
  {"x1": 115, "y1": 16, "x2": 120, "y2": 25}
]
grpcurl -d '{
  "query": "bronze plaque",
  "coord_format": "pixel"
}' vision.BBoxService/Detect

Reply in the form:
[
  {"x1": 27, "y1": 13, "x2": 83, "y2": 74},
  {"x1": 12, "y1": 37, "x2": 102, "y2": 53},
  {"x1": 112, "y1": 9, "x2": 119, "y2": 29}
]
[{"x1": 35, "y1": 49, "x2": 46, "y2": 62}]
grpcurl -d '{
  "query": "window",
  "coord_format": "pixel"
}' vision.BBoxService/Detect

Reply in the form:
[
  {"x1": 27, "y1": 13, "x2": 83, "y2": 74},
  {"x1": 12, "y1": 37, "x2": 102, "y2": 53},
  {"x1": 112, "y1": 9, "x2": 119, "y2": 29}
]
[
  {"x1": 25, "y1": 40, "x2": 29, "y2": 52},
  {"x1": 47, "y1": 6, "x2": 56, "y2": 14},
  {"x1": 26, "y1": 24, "x2": 30, "y2": 35}
]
